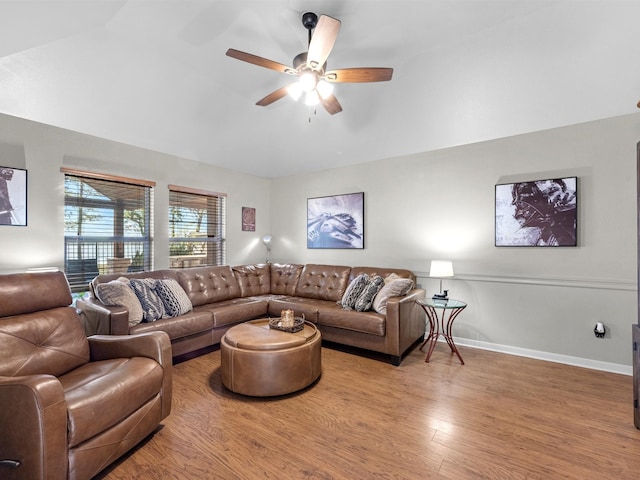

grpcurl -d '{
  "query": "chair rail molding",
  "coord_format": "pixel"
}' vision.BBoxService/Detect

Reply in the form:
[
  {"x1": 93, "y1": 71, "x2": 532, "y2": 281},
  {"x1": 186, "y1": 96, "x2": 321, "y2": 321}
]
[{"x1": 414, "y1": 272, "x2": 636, "y2": 292}]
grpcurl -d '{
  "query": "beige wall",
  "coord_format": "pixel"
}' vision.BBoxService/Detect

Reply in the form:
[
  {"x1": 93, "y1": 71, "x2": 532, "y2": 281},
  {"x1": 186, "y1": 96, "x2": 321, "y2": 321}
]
[
  {"x1": 1, "y1": 111, "x2": 638, "y2": 372},
  {"x1": 269, "y1": 113, "x2": 640, "y2": 372},
  {"x1": 0, "y1": 113, "x2": 271, "y2": 272}
]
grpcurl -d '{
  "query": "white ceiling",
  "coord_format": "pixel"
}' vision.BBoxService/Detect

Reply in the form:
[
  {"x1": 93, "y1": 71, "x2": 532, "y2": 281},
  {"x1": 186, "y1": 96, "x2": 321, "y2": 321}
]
[{"x1": 0, "y1": 1, "x2": 639, "y2": 178}]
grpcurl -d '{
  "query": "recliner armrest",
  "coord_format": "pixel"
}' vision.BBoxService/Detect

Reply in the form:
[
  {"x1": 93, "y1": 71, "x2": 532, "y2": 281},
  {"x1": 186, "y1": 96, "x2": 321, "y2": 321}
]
[
  {"x1": 0, "y1": 374, "x2": 68, "y2": 480},
  {"x1": 88, "y1": 331, "x2": 172, "y2": 365},
  {"x1": 88, "y1": 332, "x2": 173, "y2": 419}
]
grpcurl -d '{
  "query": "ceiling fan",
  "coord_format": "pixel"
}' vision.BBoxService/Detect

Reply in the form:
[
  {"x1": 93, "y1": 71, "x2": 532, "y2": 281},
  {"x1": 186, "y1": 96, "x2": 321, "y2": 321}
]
[{"x1": 225, "y1": 12, "x2": 393, "y2": 115}]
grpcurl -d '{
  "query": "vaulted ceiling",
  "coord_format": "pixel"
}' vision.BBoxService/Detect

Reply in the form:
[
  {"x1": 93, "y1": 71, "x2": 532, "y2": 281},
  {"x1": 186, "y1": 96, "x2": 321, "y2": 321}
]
[{"x1": 0, "y1": 1, "x2": 639, "y2": 178}]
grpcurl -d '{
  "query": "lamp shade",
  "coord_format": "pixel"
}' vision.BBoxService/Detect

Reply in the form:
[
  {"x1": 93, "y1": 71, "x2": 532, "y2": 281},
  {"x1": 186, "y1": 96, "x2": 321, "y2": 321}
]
[
  {"x1": 429, "y1": 260, "x2": 454, "y2": 278},
  {"x1": 262, "y1": 234, "x2": 272, "y2": 247}
]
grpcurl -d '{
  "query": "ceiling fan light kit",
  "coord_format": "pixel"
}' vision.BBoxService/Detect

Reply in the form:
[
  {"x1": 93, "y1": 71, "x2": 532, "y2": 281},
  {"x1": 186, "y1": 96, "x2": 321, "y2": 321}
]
[{"x1": 226, "y1": 11, "x2": 393, "y2": 115}]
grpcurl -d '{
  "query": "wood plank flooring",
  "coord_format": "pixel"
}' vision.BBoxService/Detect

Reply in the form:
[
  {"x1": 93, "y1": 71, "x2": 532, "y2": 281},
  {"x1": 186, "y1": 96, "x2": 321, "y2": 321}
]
[{"x1": 95, "y1": 343, "x2": 640, "y2": 479}]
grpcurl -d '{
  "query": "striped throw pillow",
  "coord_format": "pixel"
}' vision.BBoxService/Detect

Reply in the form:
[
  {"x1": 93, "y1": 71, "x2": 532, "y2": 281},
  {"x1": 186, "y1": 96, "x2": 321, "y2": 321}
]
[
  {"x1": 338, "y1": 273, "x2": 369, "y2": 310},
  {"x1": 130, "y1": 278, "x2": 166, "y2": 322},
  {"x1": 354, "y1": 275, "x2": 385, "y2": 312}
]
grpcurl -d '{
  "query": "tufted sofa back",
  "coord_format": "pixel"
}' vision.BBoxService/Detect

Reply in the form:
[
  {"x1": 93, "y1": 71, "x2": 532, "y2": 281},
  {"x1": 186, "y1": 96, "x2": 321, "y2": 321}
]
[
  {"x1": 90, "y1": 269, "x2": 180, "y2": 296},
  {"x1": 349, "y1": 267, "x2": 416, "y2": 284},
  {"x1": 232, "y1": 264, "x2": 271, "y2": 297},
  {"x1": 0, "y1": 271, "x2": 90, "y2": 377},
  {"x1": 177, "y1": 265, "x2": 241, "y2": 306},
  {"x1": 294, "y1": 264, "x2": 351, "y2": 302},
  {"x1": 88, "y1": 263, "x2": 417, "y2": 310},
  {"x1": 269, "y1": 263, "x2": 304, "y2": 295}
]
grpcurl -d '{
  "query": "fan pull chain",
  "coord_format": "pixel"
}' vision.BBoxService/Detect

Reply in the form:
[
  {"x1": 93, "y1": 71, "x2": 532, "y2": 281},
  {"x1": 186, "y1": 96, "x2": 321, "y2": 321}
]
[{"x1": 308, "y1": 106, "x2": 317, "y2": 123}]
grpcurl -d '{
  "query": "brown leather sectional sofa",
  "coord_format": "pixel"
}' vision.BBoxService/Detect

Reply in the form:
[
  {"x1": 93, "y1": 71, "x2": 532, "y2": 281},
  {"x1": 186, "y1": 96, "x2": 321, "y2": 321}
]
[{"x1": 79, "y1": 263, "x2": 427, "y2": 365}]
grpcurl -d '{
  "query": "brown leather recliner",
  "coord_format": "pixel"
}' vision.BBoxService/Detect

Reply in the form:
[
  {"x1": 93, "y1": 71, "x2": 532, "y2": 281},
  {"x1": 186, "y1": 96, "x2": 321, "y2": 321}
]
[{"x1": 0, "y1": 271, "x2": 172, "y2": 480}]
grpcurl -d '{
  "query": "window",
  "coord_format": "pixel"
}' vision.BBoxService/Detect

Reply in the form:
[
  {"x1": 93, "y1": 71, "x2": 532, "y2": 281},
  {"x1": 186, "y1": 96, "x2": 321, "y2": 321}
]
[
  {"x1": 169, "y1": 185, "x2": 226, "y2": 268},
  {"x1": 62, "y1": 168, "x2": 154, "y2": 292}
]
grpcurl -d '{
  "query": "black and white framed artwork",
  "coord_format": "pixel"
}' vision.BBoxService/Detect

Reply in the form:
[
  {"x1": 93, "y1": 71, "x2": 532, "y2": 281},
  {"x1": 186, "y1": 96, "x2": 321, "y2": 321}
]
[
  {"x1": 0, "y1": 166, "x2": 27, "y2": 226},
  {"x1": 495, "y1": 177, "x2": 577, "y2": 247}
]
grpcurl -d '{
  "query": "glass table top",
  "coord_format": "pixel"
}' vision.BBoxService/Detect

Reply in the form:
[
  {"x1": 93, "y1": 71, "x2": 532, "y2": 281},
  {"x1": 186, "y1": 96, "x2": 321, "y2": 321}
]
[{"x1": 417, "y1": 298, "x2": 467, "y2": 309}]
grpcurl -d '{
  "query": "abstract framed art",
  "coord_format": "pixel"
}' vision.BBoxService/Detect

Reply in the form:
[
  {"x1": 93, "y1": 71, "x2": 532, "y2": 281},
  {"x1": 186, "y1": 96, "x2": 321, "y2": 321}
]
[
  {"x1": 0, "y1": 166, "x2": 27, "y2": 226},
  {"x1": 307, "y1": 192, "x2": 364, "y2": 249},
  {"x1": 495, "y1": 176, "x2": 577, "y2": 247}
]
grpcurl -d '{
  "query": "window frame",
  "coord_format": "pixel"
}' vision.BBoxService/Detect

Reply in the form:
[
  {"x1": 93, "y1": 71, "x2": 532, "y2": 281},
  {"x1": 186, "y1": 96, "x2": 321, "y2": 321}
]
[
  {"x1": 168, "y1": 184, "x2": 226, "y2": 269},
  {"x1": 62, "y1": 167, "x2": 155, "y2": 292}
]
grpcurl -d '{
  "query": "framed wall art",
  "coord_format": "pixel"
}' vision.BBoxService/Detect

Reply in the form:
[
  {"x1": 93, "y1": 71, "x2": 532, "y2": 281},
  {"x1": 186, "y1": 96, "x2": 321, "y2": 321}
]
[
  {"x1": 307, "y1": 192, "x2": 364, "y2": 249},
  {"x1": 0, "y1": 166, "x2": 27, "y2": 226},
  {"x1": 495, "y1": 176, "x2": 577, "y2": 247},
  {"x1": 242, "y1": 207, "x2": 255, "y2": 231}
]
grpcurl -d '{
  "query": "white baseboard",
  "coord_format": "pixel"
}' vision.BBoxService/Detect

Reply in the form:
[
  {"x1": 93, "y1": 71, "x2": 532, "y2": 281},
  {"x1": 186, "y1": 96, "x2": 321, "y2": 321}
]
[{"x1": 449, "y1": 337, "x2": 632, "y2": 376}]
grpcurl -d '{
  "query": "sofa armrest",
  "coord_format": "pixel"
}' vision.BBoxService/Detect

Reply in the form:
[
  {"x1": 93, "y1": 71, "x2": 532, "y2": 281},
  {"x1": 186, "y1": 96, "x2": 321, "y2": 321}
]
[
  {"x1": 0, "y1": 375, "x2": 68, "y2": 479},
  {"x1": 384, "y1": 288, "x2": 427, "y2": 357},
  {"x1": 393, "y1": 288, "x2": 426, "y2": 306},
  {"x1": 88, "y1": 332, "x2": 173, "y2": 419},
  {"x1": 76, "y1": 298, "x2": 130, "y2": 335}
]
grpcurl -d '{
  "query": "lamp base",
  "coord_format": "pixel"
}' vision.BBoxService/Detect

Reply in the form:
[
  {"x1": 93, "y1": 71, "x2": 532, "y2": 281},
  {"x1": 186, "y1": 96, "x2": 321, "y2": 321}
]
[{"x1": 432, "y1": 289, "x2": 449, "y2": 301}]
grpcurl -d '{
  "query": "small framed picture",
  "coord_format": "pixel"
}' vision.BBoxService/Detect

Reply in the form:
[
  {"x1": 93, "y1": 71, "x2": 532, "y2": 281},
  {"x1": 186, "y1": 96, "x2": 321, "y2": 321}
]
[
  {"x1": 242, "y1": 207, "x2": 256, "y2": 231},
  {"x1": 307, "y1": 192, "x2": 364, "y2": 249},
  {"x1": 0, "y1": 166, "x2": 27, "y2": 226}
]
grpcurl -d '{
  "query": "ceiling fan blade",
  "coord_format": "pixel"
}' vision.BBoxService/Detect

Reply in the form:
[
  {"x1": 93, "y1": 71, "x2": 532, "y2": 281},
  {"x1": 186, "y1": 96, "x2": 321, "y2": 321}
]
[
  {"x1": 256, "y1": 85, "x2": 291, "y2": 106},
  {"x1": 321, "y1": 94, "x2": 343, "y2": 115},
  {"x1": 306, "y1": 15, "x2": 341, "y2": 71},
  {"x1": 226, "y1": 48, "x2": 295, "y2": 74},
  {"x1": 324, "y1": 67, "x2": 393, "y2": 83}
]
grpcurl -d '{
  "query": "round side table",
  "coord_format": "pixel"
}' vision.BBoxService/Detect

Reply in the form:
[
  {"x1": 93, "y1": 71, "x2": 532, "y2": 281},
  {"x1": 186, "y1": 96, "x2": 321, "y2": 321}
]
[{"x1": 416, "y1": 298, "x2": 467, "y2": 364}]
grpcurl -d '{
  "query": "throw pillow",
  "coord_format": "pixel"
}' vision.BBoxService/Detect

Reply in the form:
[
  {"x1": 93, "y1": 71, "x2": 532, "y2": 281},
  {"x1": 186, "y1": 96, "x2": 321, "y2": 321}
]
[
  {"x1": 383, "y1": 272, "x2": 402, "y2": 284},
  {"x1": 385, "y1": 273, "x2": 414, "y2": 295},
  {"x1": 338, "y1": 273, "x2": 369, "y2": 310},
  {"x1": 94, "y1": 278, "x2": 144, "y2": 326},
  {"x1": 354, "y1": 275, "x2": 385, "y2": 312},
  {"x1": 155, "y1": 278, "x2": 193, "y2": 317},
  {"x1": 373, "y1": 278, "x2": 415, "y2": 315},
  {"x1": 130, "y1": 278, "x2": 166, "y2": 322}
]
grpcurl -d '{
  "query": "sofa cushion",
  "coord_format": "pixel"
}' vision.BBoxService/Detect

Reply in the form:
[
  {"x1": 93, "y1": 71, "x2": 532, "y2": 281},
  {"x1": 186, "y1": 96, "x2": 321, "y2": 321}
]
[
  {"x1": 195, "y1": 297, "x2": 269, "y2": 328},
  {"x1": 155, "y1": 278, "x2": 193, "y2": 317},
  {"x1": 372, "y1": 277, "x2": 414, "y2": 315},
  {"x1": 0, "y1": 306, "x2": 90, "y2": 377},
  {"x1": 354, "y1": 275, "x2": 385, "y2": 312},
  {"x1": 338, "y1": 273, "x2": 369, "y2": 310},
  {"x1": 233, "y1": 264, "x2": 271, "y2": 297},
  {"x1": 317, "y1": 304, "x2": 386, "y2": 336},
  {"x1": 94, "y1": 277, "x2": 144, "y2": 326},
  {"x1": 60, "y1": 357, "x2": 164, "y2": 447},
  {"x1": 295, "y1": 264, "x2": 351, "y2": 302},
  {"x1": 268, "y1": 296, "x2": 321, "y2": 324},
  {"x1": 177, "y1": 266, "x2": 241, "y2": 306},
  {"x1": 130, "y1": 278, "x2": 166, "y2": 322},
  {"x1": 130, "y1": 309, "x2": 214, "y2": 339},
  {"x1": 270, "y1": 263, "x2": 303, "y2": 295}
]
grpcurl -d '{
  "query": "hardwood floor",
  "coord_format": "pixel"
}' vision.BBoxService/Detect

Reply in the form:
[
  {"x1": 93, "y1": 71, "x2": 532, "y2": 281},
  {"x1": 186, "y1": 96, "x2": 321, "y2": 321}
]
[{"x1": 96, "y1": 343, "x2": 640, "y2": 479}]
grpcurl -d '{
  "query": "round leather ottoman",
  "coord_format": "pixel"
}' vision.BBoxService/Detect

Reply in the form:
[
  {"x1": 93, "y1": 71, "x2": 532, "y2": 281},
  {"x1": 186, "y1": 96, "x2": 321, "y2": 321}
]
[{"x1": 220, "y1": 318, "x2": 322, "y2": 396}]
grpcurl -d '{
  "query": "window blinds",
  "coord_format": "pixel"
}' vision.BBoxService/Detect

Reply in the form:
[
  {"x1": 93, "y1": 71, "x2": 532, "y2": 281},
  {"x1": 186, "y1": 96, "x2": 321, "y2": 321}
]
[
  {"x1": 63, "y1": 171, "x2": 154, "y2": 292},
  {"x1": 168, "y1": 185, "x2": 226, "y2": 268}
]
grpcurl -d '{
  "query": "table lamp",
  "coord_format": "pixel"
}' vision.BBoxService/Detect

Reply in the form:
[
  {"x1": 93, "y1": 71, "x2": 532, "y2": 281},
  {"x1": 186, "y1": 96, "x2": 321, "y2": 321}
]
[
  {"x1": 429, "y1": 260, "x2": 454, "y2": 300},
  {"x1": 262, "y1": 234, "x2": 272, "y2": 263}
]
